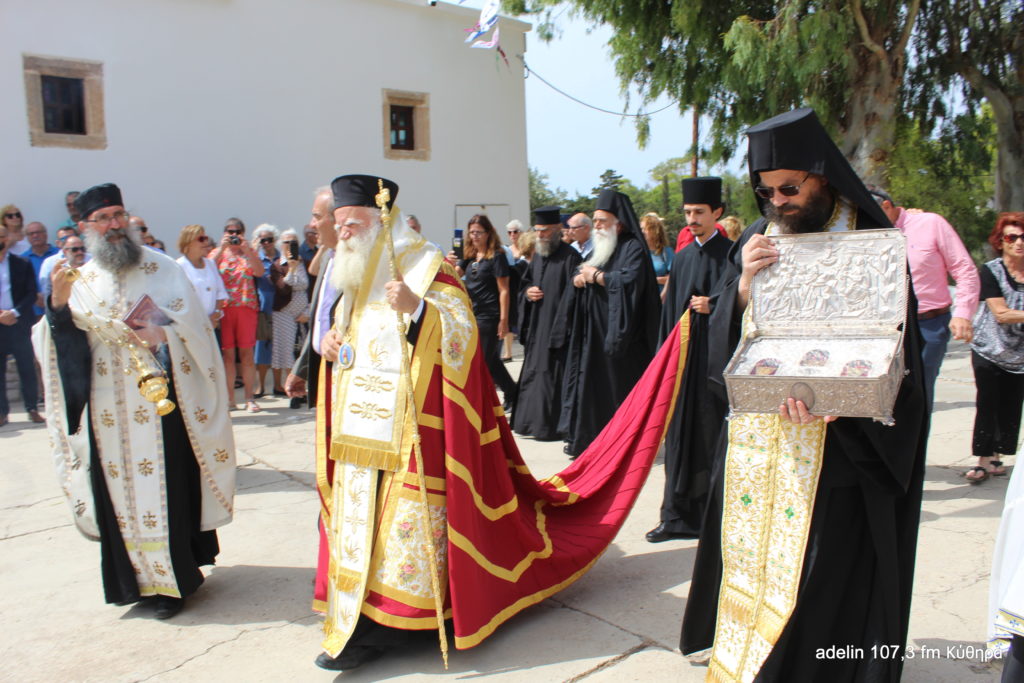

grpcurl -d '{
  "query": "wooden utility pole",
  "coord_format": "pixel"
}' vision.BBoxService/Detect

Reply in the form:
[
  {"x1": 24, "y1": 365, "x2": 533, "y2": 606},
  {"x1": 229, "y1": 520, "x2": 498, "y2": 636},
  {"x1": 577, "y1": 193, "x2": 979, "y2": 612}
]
[{"x1": 691, "y1": 107, "x2": 699, "y2": 177}]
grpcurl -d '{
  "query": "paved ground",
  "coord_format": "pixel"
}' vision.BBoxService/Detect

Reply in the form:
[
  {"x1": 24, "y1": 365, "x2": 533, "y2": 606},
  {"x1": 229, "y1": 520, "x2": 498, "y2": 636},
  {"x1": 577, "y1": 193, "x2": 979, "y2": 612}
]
[{"x1": 0, "y1": 341, "x2": 1012, "y2": 681}]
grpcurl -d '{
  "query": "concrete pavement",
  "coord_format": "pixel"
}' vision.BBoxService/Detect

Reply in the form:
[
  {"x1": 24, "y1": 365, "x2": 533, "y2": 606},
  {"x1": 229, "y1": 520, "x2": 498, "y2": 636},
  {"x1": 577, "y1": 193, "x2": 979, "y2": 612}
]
[{"x1": 0, "y1": 340, "x2": 1011, "y2": 681}]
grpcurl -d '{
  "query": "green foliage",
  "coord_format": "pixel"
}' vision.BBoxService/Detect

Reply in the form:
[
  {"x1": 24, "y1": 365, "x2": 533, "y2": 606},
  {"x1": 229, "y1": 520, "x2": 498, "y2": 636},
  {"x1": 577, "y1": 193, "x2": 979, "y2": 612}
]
[
  {"x1": 887, "y1": 109, "x2": 998, "y2": 261},
  {"x1": 509, "y1": 0, "x2": 913, "y2": 169},
  {"x1": 591, "y1": 169, "x2": 626, "y2": 196},
  {"x1": 530, "y1": 164, "x2": 762, "y2": 247},
  {"x1": 528, "y1": 166, "x2": 568, "y2": 211}
]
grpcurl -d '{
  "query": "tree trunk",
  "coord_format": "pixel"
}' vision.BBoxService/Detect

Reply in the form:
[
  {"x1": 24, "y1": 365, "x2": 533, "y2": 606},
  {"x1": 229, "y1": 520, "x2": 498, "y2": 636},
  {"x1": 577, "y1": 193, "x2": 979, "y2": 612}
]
[
  {"x1": 838, "y1": 50, "x2": 899, "y2": 187},
  {"x1": 983, "y1": 89, "x2": 1024, "y2": 212}
]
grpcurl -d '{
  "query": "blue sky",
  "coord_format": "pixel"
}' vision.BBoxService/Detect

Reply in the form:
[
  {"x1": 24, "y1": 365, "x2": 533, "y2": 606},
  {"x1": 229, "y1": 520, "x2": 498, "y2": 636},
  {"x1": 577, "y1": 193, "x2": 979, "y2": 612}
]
[{"x1": 456, "y1": 2, "x2": 742, "y2": 196}]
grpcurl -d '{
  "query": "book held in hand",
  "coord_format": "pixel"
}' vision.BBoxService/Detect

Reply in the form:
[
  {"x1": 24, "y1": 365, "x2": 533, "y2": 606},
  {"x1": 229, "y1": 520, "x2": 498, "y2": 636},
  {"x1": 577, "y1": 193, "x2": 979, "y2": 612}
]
[{"x1": 122, "y1": 294, "x2": 172, "y2": 330}]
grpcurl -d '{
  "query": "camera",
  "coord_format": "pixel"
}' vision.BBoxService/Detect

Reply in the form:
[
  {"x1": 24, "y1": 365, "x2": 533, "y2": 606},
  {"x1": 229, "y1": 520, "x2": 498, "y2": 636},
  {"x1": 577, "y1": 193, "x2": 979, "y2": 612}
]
[{"x1": 229, "y1": 236, "x2": 241, "y2": 246}]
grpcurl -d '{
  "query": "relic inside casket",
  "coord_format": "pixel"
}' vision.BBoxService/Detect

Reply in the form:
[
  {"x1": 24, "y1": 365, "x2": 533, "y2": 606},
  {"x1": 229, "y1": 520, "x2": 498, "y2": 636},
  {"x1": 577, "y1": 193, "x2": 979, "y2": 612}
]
[{"x1": 723, "y1": 229, "x2": 908, "y2": 422}]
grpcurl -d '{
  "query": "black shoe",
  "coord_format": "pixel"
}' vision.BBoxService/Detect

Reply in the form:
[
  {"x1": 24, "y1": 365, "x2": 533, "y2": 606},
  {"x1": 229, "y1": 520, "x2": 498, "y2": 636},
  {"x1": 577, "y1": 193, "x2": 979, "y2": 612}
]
[
  {"x1": 289, "y1": 397, "x2": 304, "y2": 409},
  {"x1": 314, "y1": 646, "x2": 385, "y2": 671},
  {"x1": 645, "y1": 522, "x2": 694, "y2": 543},
  {"x1": 153, "y1": 596, "x2": 185, "y2": 619},
  {"x1": 273, "y1": 388, "x2": 288, "y2": 397}
]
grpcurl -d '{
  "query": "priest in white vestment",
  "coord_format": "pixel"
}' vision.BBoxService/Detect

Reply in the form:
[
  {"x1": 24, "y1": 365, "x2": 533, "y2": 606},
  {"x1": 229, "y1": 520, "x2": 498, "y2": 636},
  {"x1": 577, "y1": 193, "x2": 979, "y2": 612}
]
[{"x1": 33, "y1": 183, "x2": 236, "y2": 619}]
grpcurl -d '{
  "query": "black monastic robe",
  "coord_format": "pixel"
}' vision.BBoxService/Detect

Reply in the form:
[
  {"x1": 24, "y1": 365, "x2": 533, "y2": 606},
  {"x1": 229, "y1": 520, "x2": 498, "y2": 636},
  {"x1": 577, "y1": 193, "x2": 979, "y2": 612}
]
[
  {"x1": 681, "y1": 216, "x2": 929, "y2": 682},
  {"x1": 556, "y1": 237, "x2": 661, "y2": 457},
  {"x1": 656, "y1": 231, "x2": 732, "y2": 536},
  {"x1": 512, "y1": 242, "x2": 581, "y2": 440}
]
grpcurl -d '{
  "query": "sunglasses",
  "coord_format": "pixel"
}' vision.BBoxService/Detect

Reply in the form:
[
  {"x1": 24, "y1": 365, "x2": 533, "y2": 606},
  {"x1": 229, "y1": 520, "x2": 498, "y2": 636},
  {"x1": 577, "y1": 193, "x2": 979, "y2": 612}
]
[
  {"x1": 1003, "y1": 233, "x2": 1024, "y2": 244},
  {"x1": 754, "y1": 172, "x2": 812, "y2": 200},
  {"x1": 4, "y1": 212, "x2": 22, "y2": 219},
  {"x1": 137, "y1": 225, "x2": 149, "y2": 233},
  {"x1": 196, "y1": 235, "x2": 210, "y2": 243},
  {"x1": 260, "y1": 237, "x2": 275, "y2": 243},
  {"x1": 508, "y1": 230, "x2": 521, "y2": 235},
  {"x1": 68, "y1": 246, "x2": 86, "y2": 253},
  {"x1": 225, "y1": 229, "x2": 243, "y2": 235},
  {"x1": 281, "y1": 240, "x2": 297, "y2": 245}
]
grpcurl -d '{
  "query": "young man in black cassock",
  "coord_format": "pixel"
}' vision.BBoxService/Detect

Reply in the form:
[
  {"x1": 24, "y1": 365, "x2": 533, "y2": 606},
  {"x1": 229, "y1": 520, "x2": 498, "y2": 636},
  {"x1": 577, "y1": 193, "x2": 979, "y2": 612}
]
[
  {"x1": 680, "y1": 108, "x2": 929, "y2": 682},
  {"x1": 646, "y1": 177, "x2": 733, "y2": 543},
  {"x1": 511, "y1": 206, "x2": 581, "y2": 440},
  {"x1": 555, "y1": 189, "x2": 660, "y2": 458}
]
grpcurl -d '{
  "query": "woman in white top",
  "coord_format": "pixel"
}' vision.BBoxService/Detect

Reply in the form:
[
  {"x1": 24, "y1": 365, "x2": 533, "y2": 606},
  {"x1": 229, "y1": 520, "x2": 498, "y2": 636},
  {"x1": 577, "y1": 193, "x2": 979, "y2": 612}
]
[{"x1": 176, "y1": 224, "x2": 228, "y2": 326}]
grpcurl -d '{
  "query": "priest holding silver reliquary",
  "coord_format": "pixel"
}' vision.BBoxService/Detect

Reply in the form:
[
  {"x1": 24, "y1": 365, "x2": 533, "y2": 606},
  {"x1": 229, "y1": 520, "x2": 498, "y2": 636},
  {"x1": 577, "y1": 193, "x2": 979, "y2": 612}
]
[
  {"x1": 680, "y1": 109, "x2": 930, "y2": 682},
  {"x1": 33, "y1": 183, "x2": 236, "y2": 621}
]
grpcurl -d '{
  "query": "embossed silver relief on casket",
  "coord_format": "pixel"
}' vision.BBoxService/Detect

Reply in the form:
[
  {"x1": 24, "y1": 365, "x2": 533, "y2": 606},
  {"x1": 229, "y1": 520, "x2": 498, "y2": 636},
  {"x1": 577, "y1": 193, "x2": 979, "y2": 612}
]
[{"x1": 724, "y1": 229, "x2": 908, "y2": 423}]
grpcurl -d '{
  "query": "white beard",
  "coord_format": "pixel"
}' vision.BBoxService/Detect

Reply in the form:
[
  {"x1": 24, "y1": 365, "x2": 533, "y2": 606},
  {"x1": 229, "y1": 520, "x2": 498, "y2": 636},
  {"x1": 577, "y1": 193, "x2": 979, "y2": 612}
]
[
  {"x1": 537, "y1": 235, "x2": 556, "y2": 258},
  {"x1": 583, "y1": 227, "x2": 617, "y2": 269},
  {"x1": 330, "y1": 223, "x2": 379, "y2": 294}
]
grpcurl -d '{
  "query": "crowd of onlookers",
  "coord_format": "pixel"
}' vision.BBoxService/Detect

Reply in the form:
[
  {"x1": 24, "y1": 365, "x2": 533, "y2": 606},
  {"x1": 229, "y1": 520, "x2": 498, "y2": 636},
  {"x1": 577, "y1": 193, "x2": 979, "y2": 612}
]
[
  {"x1": 0, "y1": 192, "x2": 321, "y2": 423},
  {"x1": 3, "y1": 189, "x2": 1024, "y2": 483}
]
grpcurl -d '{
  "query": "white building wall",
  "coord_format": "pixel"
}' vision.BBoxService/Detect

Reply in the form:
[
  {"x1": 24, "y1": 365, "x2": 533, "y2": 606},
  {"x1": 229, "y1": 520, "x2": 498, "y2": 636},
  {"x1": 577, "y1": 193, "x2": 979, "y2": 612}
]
[{"x1": 1, "y1": 0, "x2": 530, "y2": 250}]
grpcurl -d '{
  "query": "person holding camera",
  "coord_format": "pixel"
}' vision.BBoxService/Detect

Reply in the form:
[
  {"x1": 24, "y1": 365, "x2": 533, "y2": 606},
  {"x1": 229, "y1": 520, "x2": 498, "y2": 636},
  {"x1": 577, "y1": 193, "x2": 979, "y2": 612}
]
[
  {"x1": 211, "y1": 218, "x2": 264, "y2": 412},
  {"x1": 271, "y1": 229, "x2": 309, "y2": 405}
]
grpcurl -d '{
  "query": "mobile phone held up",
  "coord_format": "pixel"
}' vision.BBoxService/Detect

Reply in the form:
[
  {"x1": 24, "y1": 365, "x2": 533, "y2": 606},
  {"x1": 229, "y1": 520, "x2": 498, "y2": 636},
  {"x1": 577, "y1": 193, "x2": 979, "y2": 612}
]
[
  {"x1": 288, "y1": 241, "x2": 299, "y2": 261},
  {"x1": 452, "y1": 229, "x2": 464, "y2": 260}
]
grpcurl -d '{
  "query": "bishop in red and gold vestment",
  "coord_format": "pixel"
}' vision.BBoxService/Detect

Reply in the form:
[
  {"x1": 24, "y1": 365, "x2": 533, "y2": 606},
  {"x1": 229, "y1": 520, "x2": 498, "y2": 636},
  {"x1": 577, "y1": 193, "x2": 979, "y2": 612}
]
[{"x1": 310, "y1": 175, "x2": 689, "y2": 671}]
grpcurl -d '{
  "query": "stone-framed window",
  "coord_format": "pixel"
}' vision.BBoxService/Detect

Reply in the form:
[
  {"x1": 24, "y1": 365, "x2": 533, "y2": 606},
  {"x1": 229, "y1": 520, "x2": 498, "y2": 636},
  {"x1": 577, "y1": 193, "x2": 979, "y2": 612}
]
[
  {"x1": 382, "y1": 89, "x2": 429, "y2": 161},
  {"x1": 23, "y1": 54, "x2": 106, "y2": 150}
]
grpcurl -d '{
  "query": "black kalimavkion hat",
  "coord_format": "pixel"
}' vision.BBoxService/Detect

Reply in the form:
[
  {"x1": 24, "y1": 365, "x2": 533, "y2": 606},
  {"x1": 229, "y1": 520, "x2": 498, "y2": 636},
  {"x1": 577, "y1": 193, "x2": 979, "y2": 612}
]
[
  {"x1": 75, "y1": 183, "x2": 124, "y2": 221},
  {"x1": 330, "y1": 174, "x2": 399, "y2": 211}
]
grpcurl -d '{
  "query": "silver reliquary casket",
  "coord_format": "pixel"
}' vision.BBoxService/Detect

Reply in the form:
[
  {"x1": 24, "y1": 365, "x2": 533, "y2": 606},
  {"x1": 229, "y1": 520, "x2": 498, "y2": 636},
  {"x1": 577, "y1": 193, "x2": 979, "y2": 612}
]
[{"x1": 724, "y1": 229, "x2": 908, "y2": 423}]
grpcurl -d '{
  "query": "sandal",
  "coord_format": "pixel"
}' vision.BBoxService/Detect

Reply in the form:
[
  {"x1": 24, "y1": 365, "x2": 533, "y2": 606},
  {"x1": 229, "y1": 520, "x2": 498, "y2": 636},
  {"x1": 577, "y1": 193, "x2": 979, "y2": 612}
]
[
  {"x1": 989, "y1": 459, "x2": 1008, "y2": 476},
  {"x1": 246, "y1": 400, "x2": 261, "y2": 413},
  {"x1": 965, "y1": 466, "x2": 989, "y2": 484}
]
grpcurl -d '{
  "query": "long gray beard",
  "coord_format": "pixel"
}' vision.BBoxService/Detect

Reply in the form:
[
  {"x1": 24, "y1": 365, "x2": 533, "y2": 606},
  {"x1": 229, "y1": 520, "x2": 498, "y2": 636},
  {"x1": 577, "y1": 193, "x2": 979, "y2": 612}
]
[
  {"x1": 330, "y1": 224, "x2": 379, "y2": 294},
  {"x1": 85, "y1": 227, "x2": 143, "y2": 273},
  {"x1": 536, "y1": 235, "x2": 556, "y2": 258},
  {"x1": 583, "y1": 228, "x2": 617, "y2": 269}
]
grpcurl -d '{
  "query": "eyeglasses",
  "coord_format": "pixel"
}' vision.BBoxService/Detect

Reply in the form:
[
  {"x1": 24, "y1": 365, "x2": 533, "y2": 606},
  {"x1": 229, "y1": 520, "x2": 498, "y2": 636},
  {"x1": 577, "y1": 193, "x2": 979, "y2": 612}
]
[
  {"x1": 195, "y1": 235, "x2": 210, "y2": 243},
  {"x1": 260, "y1": 237, "x2": 275, "y2": 243},
  {"x1": 4, "y1": 212, "x2": 22, "y2": 219},
  {"x1": 1002, "y1": 233, "x2": 1024, "y2": 244},
  {"x1": 225, "y1": 228, "x2": 243, "y2": 235},
  {"x1": 84, "y1": 211, "x2": 130, "y2": 227},
  {"x1": 67, "y1": 246, "x2": 86, "y2": 253},
  {"x1": 754, "y1": 173, "x2": 812, "y2": 200}
]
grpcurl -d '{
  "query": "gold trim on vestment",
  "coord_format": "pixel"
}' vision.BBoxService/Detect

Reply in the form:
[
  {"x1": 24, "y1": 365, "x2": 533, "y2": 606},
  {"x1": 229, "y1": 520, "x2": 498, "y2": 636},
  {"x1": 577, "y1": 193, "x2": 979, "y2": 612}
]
[
  {"x1": 445, "y1": 454, "x2": 519, "y2": 520},
  {"x1": 315, "y1": 360, "x2": 333, "y2": 517},
  {"x1": 708, "y1": 413, "x2": 826, "y2": 682},
  {"x1": 359, "y1": 603, "x2": 453, "y2": 630},
  {"x1": 453, "y1": 552, "x2": 604, "y2": 649},
  {"x1": 447, "y1": 499, "x2": 552, "y2": 582}
]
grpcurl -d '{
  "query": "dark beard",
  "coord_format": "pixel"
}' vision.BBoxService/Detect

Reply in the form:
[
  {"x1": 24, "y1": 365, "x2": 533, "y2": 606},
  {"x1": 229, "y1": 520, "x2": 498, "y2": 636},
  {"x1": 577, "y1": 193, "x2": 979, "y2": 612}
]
[
  {"x1": 85, "y1": 227, "x2": 143, "y2": 272},
  {"x1": 766, "y1": 188, "x2": 836, "y2": 234}
]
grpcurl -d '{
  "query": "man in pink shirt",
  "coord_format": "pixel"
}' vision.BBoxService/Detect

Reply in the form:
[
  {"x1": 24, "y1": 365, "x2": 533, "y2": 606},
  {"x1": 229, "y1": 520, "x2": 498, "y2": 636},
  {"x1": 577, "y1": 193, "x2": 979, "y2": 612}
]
[{"x1": 870, "y1": 187, "x2": 980, "y2": 410}]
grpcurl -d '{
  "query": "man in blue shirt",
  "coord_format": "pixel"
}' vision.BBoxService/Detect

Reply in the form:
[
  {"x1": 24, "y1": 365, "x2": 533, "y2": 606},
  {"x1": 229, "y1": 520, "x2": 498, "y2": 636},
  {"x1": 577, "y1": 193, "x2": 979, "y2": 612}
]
[{"x1": 18, "y1": 222, "x2": 58, "y2": 318}]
